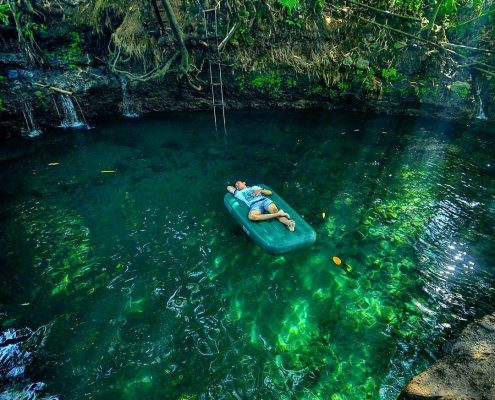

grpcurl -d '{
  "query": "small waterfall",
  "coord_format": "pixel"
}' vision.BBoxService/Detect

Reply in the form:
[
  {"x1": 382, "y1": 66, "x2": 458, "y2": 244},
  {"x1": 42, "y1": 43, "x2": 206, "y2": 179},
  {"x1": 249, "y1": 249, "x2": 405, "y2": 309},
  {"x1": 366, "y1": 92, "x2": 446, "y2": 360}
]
[
  {"x1": 476, "y1": 87, "x2": 487, "y2": 120},
  {"x1": 22, "y1": 102, "x2": 42, "y2": 138},
  {"x1": 121, "y1": 77, "x2": 140, "y2": 118},
  {"x1": 59, "y1": 94, "x2": 89, "y2": 128}
]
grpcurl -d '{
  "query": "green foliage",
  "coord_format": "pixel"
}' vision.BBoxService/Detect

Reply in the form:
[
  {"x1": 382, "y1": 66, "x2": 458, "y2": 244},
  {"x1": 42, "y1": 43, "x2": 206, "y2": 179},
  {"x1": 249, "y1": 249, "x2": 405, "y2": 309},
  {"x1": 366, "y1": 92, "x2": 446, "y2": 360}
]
[
  {"x1": 34, "y1": 90, "x2": 47, "y2": 106},
  {"x1": 64, "y1": 32, "x2": 85, "y2": 63},
  {"x1": 328, "y1": 88, "x2": 338, "y2": 97},
  {"x1": 306, "y1": 83, "x2": 339, "y2": 97},
  {"x1": 278, "y1": 0, "x2": 299, "y2": 12},
  {"x1": 285, "y1": 15, "x2": 304, "y2": 28},
  {"x1": 337, "y1": 82, "x2": 350, "y2": 91},
  {"x1": 450, "y1": 81, "x2": 471, "y2": 99},
  {"x1": 390, "y1": 0, "x2": 423, "y2": 13},
  {"x1": 381, "y1": 67, "x2": 398, "y2": 80},
  {"x1": 251, "y1": 71, "x2": 283, "y2": 95},
  {"x1": 0, "y1": 3, "x2": 10, "y2": 25},
  {"x1": 439, "y1": 0, "x2": 459, "y2": 17},
  {"x1": 307, "y1": 84, "x2": 324, "y2": 95},
  {"x1": 237, "y1": 71, "x2": 298, "y2": 96},
  {"x1": 361, "y1": 67, "x2": 378, "y2": 92},
  {"x1": 287, "y1": 77, "x2": 297, "y2": 88},
  {"x1": 0, "y1": 96, "x2": 4, "y2": 112}
]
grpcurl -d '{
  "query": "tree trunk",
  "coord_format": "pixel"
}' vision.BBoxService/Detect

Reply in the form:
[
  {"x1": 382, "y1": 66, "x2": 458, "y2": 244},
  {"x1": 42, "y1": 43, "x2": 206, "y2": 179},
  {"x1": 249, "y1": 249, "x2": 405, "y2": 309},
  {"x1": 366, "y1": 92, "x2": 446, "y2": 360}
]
[{"x1": 159, "y1": 0, "x2": 189, "y2": 75}]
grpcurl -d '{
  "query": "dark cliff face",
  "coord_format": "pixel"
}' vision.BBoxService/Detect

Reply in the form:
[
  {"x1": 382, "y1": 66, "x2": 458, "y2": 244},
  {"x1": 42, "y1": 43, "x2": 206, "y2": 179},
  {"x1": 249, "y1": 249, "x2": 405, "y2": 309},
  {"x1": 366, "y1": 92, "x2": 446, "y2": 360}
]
[
  {"x1": 399, "y1": 314, "x2": 495, "y2": 400},
  {"x1": 0, "y1": 59, "x2": 487, "y2": 138}
]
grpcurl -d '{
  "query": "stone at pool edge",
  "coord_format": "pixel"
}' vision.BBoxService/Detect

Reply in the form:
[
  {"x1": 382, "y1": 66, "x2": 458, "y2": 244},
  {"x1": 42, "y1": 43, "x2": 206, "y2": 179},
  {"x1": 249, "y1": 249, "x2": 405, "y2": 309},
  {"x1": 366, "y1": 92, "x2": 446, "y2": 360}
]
[{"x1": 399, "y1": 313, "x2": 495, "y2": 400}]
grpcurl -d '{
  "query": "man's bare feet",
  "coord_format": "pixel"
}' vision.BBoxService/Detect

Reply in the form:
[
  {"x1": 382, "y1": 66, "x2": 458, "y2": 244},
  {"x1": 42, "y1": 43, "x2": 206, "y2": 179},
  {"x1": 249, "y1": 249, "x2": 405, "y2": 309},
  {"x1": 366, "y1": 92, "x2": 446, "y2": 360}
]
[
  {"x1": 278, "y1": 210, "x2": 290, "y2": 219},
  {"x1": 287, "y1": 220, "x2": 296, "y2": 232}
]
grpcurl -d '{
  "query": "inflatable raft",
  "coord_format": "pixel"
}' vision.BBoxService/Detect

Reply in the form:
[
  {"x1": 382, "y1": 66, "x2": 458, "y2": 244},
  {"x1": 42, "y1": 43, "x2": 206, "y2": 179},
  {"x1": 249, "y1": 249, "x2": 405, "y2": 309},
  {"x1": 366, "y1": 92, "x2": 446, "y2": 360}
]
[{"x1": 224, "y1": 184, "x2": 316, "y2": 254}]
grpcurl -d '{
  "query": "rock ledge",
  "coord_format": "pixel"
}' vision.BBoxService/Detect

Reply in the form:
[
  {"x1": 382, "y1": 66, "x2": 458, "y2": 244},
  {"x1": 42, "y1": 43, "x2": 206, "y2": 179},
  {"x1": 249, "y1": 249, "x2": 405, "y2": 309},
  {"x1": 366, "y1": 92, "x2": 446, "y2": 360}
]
[{"x1": 399, "y1": 314, "x2": 495, "y2": 400}]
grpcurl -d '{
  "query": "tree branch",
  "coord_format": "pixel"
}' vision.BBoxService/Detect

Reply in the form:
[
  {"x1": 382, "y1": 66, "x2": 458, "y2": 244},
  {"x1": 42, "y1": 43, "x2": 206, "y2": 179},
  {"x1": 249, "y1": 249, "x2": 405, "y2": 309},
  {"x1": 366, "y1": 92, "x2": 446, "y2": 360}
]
[
  {"x1": 328, "y1": 3, "x2": 495, "y2": 78},
  {"x1": 218, "y1": 22, "x2": 238, "y2": 52},
  {"x1": 344, "y1": 0, "x2": 422, "y2": 23}
]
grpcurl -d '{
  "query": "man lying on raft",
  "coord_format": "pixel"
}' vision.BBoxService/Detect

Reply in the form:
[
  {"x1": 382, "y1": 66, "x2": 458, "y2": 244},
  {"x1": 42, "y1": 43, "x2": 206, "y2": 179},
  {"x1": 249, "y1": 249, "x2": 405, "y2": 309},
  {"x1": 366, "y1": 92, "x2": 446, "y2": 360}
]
[{"x1": 227, "y1": 181, "x2": 296, "y2": 232}]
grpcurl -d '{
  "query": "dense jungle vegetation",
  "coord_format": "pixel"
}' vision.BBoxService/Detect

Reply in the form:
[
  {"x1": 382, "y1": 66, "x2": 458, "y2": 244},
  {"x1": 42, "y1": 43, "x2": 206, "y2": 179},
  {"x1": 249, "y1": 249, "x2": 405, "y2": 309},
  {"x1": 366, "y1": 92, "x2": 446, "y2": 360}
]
[{"x1": 0, "y1": 0, "x2": 494, "y2": 99}]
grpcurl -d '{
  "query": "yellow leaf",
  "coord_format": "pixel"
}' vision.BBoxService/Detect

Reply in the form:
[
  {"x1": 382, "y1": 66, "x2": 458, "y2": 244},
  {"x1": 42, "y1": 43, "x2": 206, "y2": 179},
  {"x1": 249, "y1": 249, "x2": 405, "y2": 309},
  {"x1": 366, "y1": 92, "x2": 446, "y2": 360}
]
[{"x1": 332, "y1": 256, "x2": 342, "y2": 265}]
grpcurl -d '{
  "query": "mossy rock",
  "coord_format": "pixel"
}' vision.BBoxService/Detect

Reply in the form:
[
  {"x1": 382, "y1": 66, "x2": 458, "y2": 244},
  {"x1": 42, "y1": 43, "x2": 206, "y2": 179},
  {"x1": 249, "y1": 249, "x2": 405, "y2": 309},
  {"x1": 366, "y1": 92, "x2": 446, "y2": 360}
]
[
  {"x1": 355, "y1": 58, "x2": 370, "y2": 70},
  {"x1": 450, "y1": 81, "x2": 471, "y2": 98}
]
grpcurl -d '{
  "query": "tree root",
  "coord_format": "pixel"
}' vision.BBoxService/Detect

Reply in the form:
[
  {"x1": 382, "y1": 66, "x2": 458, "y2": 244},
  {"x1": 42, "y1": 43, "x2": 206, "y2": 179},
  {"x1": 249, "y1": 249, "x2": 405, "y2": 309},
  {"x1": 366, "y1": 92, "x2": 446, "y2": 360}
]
[{"x1": 112, "y1": 51, "x2": 180, "y2": 82}]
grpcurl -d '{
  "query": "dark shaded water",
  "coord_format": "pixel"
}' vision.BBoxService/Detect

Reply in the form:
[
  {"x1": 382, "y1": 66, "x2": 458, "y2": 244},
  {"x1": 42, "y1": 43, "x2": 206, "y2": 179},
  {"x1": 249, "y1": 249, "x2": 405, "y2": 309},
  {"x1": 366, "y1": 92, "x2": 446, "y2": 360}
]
[{"x1": 1, "y1": 110, "x2": 494, "y2": 400}]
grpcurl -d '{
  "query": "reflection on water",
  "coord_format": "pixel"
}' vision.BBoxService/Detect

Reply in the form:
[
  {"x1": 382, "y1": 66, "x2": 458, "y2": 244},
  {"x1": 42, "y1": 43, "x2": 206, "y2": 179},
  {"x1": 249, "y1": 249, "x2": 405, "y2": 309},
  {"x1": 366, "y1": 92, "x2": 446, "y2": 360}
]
[{"x1": 0, "y1": 111, "x2": 494, "y2": 400}]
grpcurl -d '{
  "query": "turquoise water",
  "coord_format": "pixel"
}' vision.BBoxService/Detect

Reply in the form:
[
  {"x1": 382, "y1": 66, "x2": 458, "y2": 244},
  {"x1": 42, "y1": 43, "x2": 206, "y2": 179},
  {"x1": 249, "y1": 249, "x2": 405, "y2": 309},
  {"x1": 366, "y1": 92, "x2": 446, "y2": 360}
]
[{"x1": 1, "y1": 110, "x2": 494, "y2": 400}]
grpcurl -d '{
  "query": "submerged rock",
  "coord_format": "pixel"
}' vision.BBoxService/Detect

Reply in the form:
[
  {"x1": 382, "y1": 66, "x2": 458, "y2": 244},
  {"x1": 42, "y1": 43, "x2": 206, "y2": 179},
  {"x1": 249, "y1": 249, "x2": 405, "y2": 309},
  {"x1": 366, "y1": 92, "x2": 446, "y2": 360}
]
[
  {"x1": 0, "y1": 325, "x2": 57, "y2": 400},
  {"x1": 399, "y1": 313, "x2": 495, "y2": 400}
]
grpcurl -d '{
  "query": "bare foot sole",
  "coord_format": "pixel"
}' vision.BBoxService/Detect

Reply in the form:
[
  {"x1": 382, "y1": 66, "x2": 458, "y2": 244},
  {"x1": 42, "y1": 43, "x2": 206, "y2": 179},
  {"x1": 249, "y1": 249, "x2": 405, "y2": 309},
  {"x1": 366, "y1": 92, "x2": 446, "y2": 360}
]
[
  {"x1": 287, "y1": 220, "x2": 296, "y2": 232},
  {"x1": 278, "y1": 210, "x2": 291, "y2": 219}
]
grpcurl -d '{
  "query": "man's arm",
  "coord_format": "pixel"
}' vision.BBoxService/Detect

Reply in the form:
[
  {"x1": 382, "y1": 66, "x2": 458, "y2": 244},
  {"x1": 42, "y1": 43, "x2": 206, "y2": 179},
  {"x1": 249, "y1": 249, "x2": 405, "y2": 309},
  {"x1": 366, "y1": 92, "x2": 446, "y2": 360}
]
[
  {"x1": 227, "y1": 185, "x2": 236, "y2": 195},
  {"x1": 253, "y1": 187, "x2": 272, "y2": 196}
]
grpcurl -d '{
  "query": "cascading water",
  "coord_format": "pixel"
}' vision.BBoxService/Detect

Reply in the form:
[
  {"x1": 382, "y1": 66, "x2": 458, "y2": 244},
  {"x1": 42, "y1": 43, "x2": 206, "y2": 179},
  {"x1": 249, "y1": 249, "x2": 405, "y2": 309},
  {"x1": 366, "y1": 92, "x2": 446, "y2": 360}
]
[
  {"x1": 476, "y1": 87, "x2": 488, "y2": 120},
  {"x1": 22, "y1": 102, "x2": 42, "y2": 138},
  {"x1": 59, "y1": 94, "x2": 87, "y2": 128},
  {"x1": 121, "y1": 77, "x2": 140, "y2": 118}
]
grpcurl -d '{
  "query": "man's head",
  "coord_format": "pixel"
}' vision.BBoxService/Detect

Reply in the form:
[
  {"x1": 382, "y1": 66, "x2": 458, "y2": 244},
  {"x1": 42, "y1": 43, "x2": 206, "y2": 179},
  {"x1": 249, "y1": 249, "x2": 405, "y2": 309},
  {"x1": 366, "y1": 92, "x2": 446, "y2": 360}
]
[{"x1": 235, "y1": 181, "x2": 246, "y2": 190}]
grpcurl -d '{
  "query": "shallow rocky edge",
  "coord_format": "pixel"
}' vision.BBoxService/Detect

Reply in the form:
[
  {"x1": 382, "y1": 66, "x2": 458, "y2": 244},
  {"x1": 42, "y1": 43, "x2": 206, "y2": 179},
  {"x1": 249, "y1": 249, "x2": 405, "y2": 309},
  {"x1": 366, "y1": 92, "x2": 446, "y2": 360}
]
[{"x1": 399, "y1": 313, "x2": 495, "y2": 400}]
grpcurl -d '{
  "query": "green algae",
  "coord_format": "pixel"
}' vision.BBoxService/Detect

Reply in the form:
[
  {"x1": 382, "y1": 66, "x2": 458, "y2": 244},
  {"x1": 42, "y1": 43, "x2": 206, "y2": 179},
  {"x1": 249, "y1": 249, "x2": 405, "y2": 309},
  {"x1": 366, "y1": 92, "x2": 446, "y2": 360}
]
[{"x1": 15, "y1": 202, "x2": 103, "y2": 298}]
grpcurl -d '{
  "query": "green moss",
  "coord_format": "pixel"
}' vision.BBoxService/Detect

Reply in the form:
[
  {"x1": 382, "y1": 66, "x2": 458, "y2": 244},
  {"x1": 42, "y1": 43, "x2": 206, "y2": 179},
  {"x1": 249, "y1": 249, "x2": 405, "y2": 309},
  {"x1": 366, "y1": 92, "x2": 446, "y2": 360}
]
[
  {"x1": 328, "y1": 88, "x2": 338, "y2": 97},
  {"x1": 238, "y1": 71, "x2": 294, "y2": 97},
  {"x1": 306, "y1": 85, "x2": 323, "y2": 95},
  {"x1": 63, "y1": 31, "x2": 85, "y2": 64},
  {"x1": 251, "y1": 71, "x2": 283, "y2": 95},
  {"x1": 381, "y1": 67, "x2": 398, "y2": 80},
  {"x1": 16, "y1": 202, "x2": 102, "y2": 297},
  {"x1": 34, "y1": 90, "x2": 47, "y2": 106},
  {"x1": 278, "y1": 0, "x2": 299, "y2": 12},
  {"x1": 337, "y1": 81, "x2": 350, "y2": 91},
  {"x1": 450, "y1": 81, "x2": 471, "y2": 99},
  {"x1": 0, "y1": 3, "x2": 10, "y2": 25}
]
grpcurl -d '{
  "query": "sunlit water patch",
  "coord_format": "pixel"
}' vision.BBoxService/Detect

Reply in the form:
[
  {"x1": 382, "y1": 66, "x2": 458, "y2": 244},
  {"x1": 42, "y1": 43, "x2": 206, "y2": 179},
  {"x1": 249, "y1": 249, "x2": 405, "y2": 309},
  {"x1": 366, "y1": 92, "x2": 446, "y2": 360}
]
[{"x1": 0, "y1": 111, "x2": 494, "y2": 400}]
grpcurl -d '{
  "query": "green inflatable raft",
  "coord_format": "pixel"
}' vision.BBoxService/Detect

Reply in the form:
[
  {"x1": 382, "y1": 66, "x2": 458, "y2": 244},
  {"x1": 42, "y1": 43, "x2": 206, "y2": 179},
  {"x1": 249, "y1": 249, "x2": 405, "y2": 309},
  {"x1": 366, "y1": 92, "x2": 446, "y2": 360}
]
[{"x1": 224, "y1": 184, "x2": 316, "y2": 254}]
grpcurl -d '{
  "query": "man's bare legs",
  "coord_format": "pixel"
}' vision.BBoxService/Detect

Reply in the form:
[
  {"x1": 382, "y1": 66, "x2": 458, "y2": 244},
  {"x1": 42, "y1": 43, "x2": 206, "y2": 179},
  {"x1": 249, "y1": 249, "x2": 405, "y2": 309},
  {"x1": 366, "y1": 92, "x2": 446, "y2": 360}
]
[
  {"x1": 249, "y1": 203, "x2": 296, "y2": 232},
  {"x1": 248, "y1": 209, "x2": 287, "y2": 221}
]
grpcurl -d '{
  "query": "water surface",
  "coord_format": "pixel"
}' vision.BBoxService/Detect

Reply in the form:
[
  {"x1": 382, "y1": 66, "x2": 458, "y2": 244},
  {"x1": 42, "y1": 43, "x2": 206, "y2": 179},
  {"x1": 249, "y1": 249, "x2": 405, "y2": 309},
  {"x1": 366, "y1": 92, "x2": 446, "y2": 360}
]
[{"x1": 1, "y1": 110, "x2": 494, "y2": 400}]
